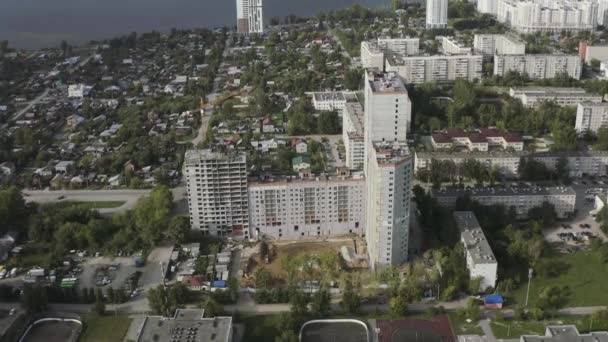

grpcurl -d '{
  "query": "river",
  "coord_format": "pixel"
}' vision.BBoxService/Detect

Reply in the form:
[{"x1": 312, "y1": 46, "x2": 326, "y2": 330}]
[{"x1": 0, "y1": 0, "x2": 390, "y2": 49}]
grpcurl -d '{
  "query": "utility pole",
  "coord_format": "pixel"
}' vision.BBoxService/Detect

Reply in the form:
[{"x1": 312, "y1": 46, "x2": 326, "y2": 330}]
[{"x1": 525, "y1": 268, "x2": 533, "y2": 307}]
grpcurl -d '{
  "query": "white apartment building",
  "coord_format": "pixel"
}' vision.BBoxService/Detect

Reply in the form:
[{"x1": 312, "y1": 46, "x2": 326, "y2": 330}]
[
  {"x1": 473, "y1": 34, "x2": 526, "y2": 56},
  {"x1": 575, "y1": 101, "x2": 608, "y2": 133},
  {"x1": 68, "y1": 84, "x2": 92, "y2": 98},
  {"x1": 236, "y1": 0, "x2": 263, "y2": 34},
  {"x1": 426, "y1": 0, "x2": 448, "y2": 29},
  {"x1": 386, "y1": 54, "x2": 483, "y2": 84},
  {"x1": 377, "y1": 37, "x2": 420, "y2": 56},
  {"x1": 494, "y1": 54, "x2": 582, "y2": 80},
  {"x1": 453, "y1": 211, "x2": 498, "y2": 291},
  {"x1": 496, "y1": 0, "x2": 598, "y2": 33},
  {"x1": 431, "y1": 128, "x2": 524, "y2": 152},
  {"x1": 509, "y1": 87, "x2": 602, "y2": 107},
  {"x1": 248, "y1": 172, "x2": 366, "y2": 239},
  {"x1": 364, "y1": 70, "x2": 413, "y2": 268},
  {"x1": 433, "y1": 186, "x2": 576, "y2": 219},
  {"x1": 599, "y1": 0, "x2": 608, "y2": 26},
  {"x1": 366, "y1": 143, "x2": 413, "y2": 268},
  {"x1": 440, "y1": 36, "x2": 471, "y2": 55},
  {"x1": 343, "y1": 103, "x2": 365, "y2": 170},
  {"x1": 477, "y1": 0, "x2": 498, "y2": 15},
  {"x1": 184, "y1": 149, "x2": 249, "y2": 236},
  {"x1": 361, "y1": 41, "x2": 385, "y2": 70},
  {"x1": 312, "y1": 92, "x2": 347, "y2": 112}
]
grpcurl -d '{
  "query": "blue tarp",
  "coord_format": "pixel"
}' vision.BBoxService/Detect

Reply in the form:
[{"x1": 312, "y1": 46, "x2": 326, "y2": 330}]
[
  {"x1": 484, "y1": 294, "x2": 504, "y2": 304},
  {"x1": 212, "y1": 280, "x2": 227, "y2": 288}
]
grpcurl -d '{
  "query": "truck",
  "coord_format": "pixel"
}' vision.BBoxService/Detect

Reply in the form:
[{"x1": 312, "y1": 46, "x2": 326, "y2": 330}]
[
  {"x1": 134, "y1": 257, "x2": 145, "y2": 267},
  {"x1": 9, "y1": 268, "x2": 17, "y2": 278},
  {"x1": 28, "y1": 268, "x2": 45, "y2": 277}
]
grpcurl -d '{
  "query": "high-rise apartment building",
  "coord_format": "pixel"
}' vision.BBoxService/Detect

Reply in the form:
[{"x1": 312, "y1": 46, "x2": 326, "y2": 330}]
[
  {"x1": 386, "y1": 54, "x2": 483, "y2": 84},
  {"x1": 493, "y1": 54, "x2": 582, "y2": 80},
  {"x1": 236, "y1": 0, "x2": 263, "y2": 34},
  {"x1": 361, "y1": 38, "x2": 420, "y2": 70},
  {"x1": 364, "y1": 70, "x2": 413, "y2": 268},
  {"x1": 426, "y1": 0, "x2": 448, "y2": 29},
  {"x1": 473, "y1": 34, "x2": 526, "y2": 56},
  {"x1": 575, "y1": 101, "x2": 608, "y2": 133},
  {"x1": 184, "y1": 149, "x2": 249, "y2": 236},
  {"x1": 496, "y1": 0, "x2": 598, "y2": 33},
  {"x1": 477, "y1": 0, "x2": 498, "y2": 15},
  {"x1": 342, "y1": 103, "x2": 365, "y2": 170}
]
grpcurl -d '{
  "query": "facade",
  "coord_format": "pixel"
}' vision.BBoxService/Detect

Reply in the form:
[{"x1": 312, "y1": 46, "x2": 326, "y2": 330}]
[
  {"x1": 433, "y1": 186, "x2": 576, "y2": 219},
  {"x1": 361, "y1": 41, "x2": 385, "y2": 70},
  {"x1": 377, "y1": 37, "x2": 420, "y2": 56},
  {"x1": 184, "y1": 150, "x2": 249, "y2": 236},
  {"x1": 496, "y1": 0, "x2": 599, "y2": 33},
  {"x1": 473, "y1": 34, "x2": 526, "y2": 56},
  {"x1": 581, "y1": 44, "x2": 608, "y2": 63},
  {"x1": 440, "y1": 36, "x2": 471, "y2": 55},
  {"x1": 453, "y1": 211, "x2": 498, "y2": 291},
  {"x1": 494, "y1": 54, "x2": 582, "y2": 80},
  {"x1": 431, "y1": 128, "x2": 524, "y2": 152},
  {"x1": 236, "y1": 0, "x2": 263, "y2": 34},
  {"x1": 312, "y1": 92, "x2": 347, "y2": 112},
  {"x1": 415, "y1": 150, "x2": 608, "y2": 178},
  {"x1": 248, "y1": 172, "x2": 366, "y2": 239},
  {"x1": 426, "y1": 0, "x2": 448, "y2": 29},
  {"x1": 477, "y1": 0, "x2": 498, "y2": 15},
  {"x1": 342, "y1": 103, "x2": 365, "y2": 170},
  {"x1": 509, "y1": 87, "x2": 602, "y2": 107},
  {"x1": 364, "y1": 70, "x2": 413, "y2": 268},
  {"x1": 575, "y1": 101, "x2": 608, "y2": 133},
  {"x1": 136, "y1": 309, "x2": 232, "y2": 342},
  {"x1": 521, "y1": 325, "x2": 608, "y2": 342},
  {"x1": 386, "y1": 54, "x2": 483, "y2": 84}
]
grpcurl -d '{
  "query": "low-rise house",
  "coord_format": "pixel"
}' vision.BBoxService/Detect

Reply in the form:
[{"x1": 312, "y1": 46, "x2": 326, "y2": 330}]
[
  {"x1": 66, "y1": 114, "x2": 85, "y2": 128},
  {"x1": 292, "y1": 156, "x2": 312, "y2": 172},
  {"x1": 294, "y1": 140, "x2": 308, "y2": 154},
  {"x1": 54, "y1": 161, "x2": 75, "y2": 174},
  {"x1": 262, "y1": 116, "x2": 276, "y2": 133},
  {"x1": 108, "y1": 174, "x2": 122, "y2": 187},
  {"x1": 181, "y1": 275, "x2": 206, "y2": 291}
]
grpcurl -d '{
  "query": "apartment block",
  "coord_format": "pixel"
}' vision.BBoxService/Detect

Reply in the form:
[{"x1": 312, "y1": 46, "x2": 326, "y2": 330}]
[
  {"x1": 453, "y1": 211, "x2": 498, "y2": 291},
  {"x1": 184, "y1": 149, "x2": 249, "y2": 236},
  {"x1": 415, "y1": 151, "x2": 523, "y2": 178},
  {"x1": 494, "y1": 55, "x2": 582, "y2": 80},
  {"x1": 509, "y1": 87, "x2": 602, "y2": 107},
  {"x1": 496, "y1": 0, "x2": 598, "y2": 33},
  {"x1": 236, "y1": 0, "x2": 263, "y2": 34},
  {"x1": 575, "y1": 101, "x2": 608, "y2": 133},
  {"x1": 343, "y1": 103, "x2": 365, "y2": 170},
  {"x1": 248, "y1": 172, "x2": 366, "y2": 239},
  {"x1": 522, "y1": 326, "x2": 608, "y2": 342},
  {"x1": 377, "y1": 37, "x2": 420, "y2": 56},
  {"x1": 386, "y1": 54, "x2": 483, "y2": 84},
  {"x1": 473, "y1": 34, "x2": 526, "y2": 56},
  {"x1": 366, "y1": 143, "x2": 413, "y2": 268},
  {"x1": 426, "y1": 0, "x2": 448, "y2": 29},
  {"x1": 312, "y1": 92, "x2": 347, "y2": 111},
  {"x1": 433, "y1": 186, "x2": 576, "y2": 219},
  {"x1": 431, "y1": 128, "x2": 524, "y2": 152},
  {"x1": 361, "y1": 41, "x2": 385, "y2": 70},
  {"x1": 477, "y1": 0, "x2": 498, "y2": 15},
  {"x1": 440, "y1": 36, "x2": 471, "y2": 55}
]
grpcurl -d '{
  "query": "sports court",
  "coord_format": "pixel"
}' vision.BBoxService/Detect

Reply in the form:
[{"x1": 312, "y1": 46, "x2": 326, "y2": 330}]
[
  {"x1": 377, "y1": 315, "x2": 455, "y2": 342},
  {"x1": 301, "y1": 320, "x2": 369, "y2": 342}
]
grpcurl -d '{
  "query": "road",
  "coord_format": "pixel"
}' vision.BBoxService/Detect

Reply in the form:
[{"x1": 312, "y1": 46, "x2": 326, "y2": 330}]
[
  {"x1": 328, "y1": 29, "x2": 360, "y2": 69},
  {"x1": 2, "y1": 88, "x2": 50, "y2": 129}
]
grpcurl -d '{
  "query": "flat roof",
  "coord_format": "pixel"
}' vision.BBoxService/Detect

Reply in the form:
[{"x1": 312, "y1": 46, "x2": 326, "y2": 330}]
[
  {"x1": 386, "y1": 54, "x2": 482, "y2": 66},
  {"x1": 313, "y1": 92, "x2": 345, "y2": 102},
  {"x1": 433, "y1": 186, "x2": 576, "y2": 198},
  {"x1": 578, "y1": 101, "x2": 608, "y2": 107},
  {"x1": 300, "y1": 320, "x2": 368, "y2": 342},
  {"x1": 522, "y1": 325, "x2": 608, "y2": 342},
  {"x1": 415, "y1": 149, "x2": 608, "y2": 159},
  {"x1": 344, "y1": 102, "x2": 364, "y2": 135},
  {"x1": 373, "y1": 142, "x2": 411, "y2": 165},
  {"x1": 366, "y1": 70, "x2": 407, "y2": 94},
  {"x1": 136, "y1": 309, "x2": 232, "y2": 342},
  {"x1": 453, "y1": 211, "x2": 496, "y2": 265},
  {"x1": 510, "y1": 87, "x2": 589, "y2": 95},
  {"x1": 185, "y1": 149, "x2": 246, "y2": 164}
]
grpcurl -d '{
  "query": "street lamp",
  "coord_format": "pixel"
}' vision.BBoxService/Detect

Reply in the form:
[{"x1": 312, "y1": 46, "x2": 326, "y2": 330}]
[{"x1": 524, "y1": 268, "x2": 533, "y2": 307}]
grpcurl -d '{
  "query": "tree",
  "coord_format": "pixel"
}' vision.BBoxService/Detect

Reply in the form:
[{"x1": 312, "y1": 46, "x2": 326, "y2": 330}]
[
  {"x1": 527, "y1": 202, "x2": 558, "y2": 227},
  {"x1": 0, "y1": 186, "x2": 30, "y2": 235},
  {"x1": 551, "y1": 124, "x2": 577, "y2": 152},
  {"x1": 21, "y1": 285, "x2": 48, "y2": 313},
  {"x1": 94, "y1": 288, "x2": 106, "y2": 315},
  {"x1": 389, "y1": 294, "x2": 408, "y2": 318},
  {"x1": 555, "y1": 157, "x2": 570, "y2": 184},
  {"x1": 275, "y1": 330, "x2": 299, "y2": 342},
  {"x1": 254, "y1": 267, "x2": 272, "y2": 289},
  {"x1": 537, "y1": 285, "x2": 570, "y2": 312},
  {"x1": 167, "y1": 216, "x2": 190, "y2": 243},
  {"x1": 464, "y1": 298, "x2": 481, "y2": 321},
  {"x1": 201, "y1": 297, "x2": 223, "y2": 317},
  {"x1": 310, "y1": 287, "x2": 331, "y2": 318},
  {"x1": 317, "y1": 112, "x2": 341, "y2": 134},
  {"x1": 595, "y1": 127, "x2": 608, "y2": 150},
  {"x1": 147, "y1": 285, "x2": 177, "y2": 317},
  {"x1": 340, "y1": 275, "x2": 360, "y2": 314},
  {"x1": 344, "y1": 68, "x2": 363, "y2": 90}
]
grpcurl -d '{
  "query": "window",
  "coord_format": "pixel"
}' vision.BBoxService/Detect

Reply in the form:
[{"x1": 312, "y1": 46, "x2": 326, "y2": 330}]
[{"x1": 294, "y1": 225, "x2": 299, "y2": 231}]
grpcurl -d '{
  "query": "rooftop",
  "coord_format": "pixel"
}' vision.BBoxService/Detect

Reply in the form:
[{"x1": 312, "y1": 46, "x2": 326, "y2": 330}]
[
  {"x1": 373, "y1": 142, "x2": 411, "y2": 165},
  {"x1": 366, "y1": 70, "x2": 407, "y2": 94},
  {"x1": 522, "y1": 325, "x2": 608, "y2": 342},
  {"x1": 453, "y1": 211, "x2": 496, "y2": 265},
  {"x1": 344, "y1": 102, "x2": 364, "y2": 135},
  {"x1": 432, "y1": 128, "x2": 523, "y2": 144},
  {"x1": 510, "y1": 87, "x2": 590, "y2": 95},
  {"x1": 184, "y1": 149, "x2": 246, "y2": 164},
  {"x1": 313, "y1": 92, "x2": 346, "y2": 102},
  {"x1": 415, "y1": 149, "x2": 608, "y2": 159},
  {"x1": 433, "y1": 186, "x2": 576, "y2": 198},
  {"x1": 136, "y1": 309, "x2": 232, "y2": 342}
]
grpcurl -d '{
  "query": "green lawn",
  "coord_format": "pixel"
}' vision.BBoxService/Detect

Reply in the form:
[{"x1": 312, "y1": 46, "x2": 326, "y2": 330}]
[
  {"x1": 491, "y1": 315, "x2": 608, "y2": 339},
  {"x1": 240, "y1": 314, "x2": 283, "y2": 342},
  {"x1": 80, "y1": 314, "x2": 132, "y2": 342},
  {"x1": 64, "y1": 201, "x2": 126, "y2": 209},
  {"x1": 510, "y1": 250, "x2": 608, "y2": 307},
  {"x1": 448, "y1": 312, "x2": 483, "y2": 336}
]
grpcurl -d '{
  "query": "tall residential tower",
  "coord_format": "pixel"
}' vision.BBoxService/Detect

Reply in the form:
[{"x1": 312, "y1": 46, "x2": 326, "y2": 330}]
[
  {"x1": 426, "y1": 0, "x2": 448, "y2": 29},
  {"x1": 236, "y1": 0, "x2": 263, "y2": 34}
]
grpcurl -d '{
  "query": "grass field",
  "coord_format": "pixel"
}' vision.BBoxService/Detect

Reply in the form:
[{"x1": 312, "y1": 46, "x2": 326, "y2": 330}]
[
  {"x1": 510, "y1": 250, "x2": 608, "y2": 307},
  {"x1": 448, "y1": 312, "x2": 483, "y2": 336},
  {"x1": 490, "y1": 315, "x2": 608, "y2": 339},
  {"x1": 79, "y1": 314, "x2": 132, "y2": 342},
  {"x1": 240, "y1": 314, "x2": 282, "y2": 342},
  {"x1": 65, "y1": 201, "x2": 126, "y2": 209}
]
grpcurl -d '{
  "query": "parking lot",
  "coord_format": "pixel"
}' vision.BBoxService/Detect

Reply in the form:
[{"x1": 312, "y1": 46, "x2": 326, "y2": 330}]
[{"x1": 78, "y1": 256, "x2": 139, "y2": 291}]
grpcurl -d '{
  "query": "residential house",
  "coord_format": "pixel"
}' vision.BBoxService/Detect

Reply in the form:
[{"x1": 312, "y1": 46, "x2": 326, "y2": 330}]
[
  {"x1": 294, "y1": 140, "x2": 308, "y2": 154},
  {"x1": 54, "y1": 161, "x2": 75, "y2": 174},
  {"x1": 66, "y1": 114, "x2": 86, "y2": 128},
  {"x1": 292, "y1": 156, "x2": 312, "y2": 172},
  {"x1": 262, "y1": 116, "x2": 276, "y2": 133}
]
